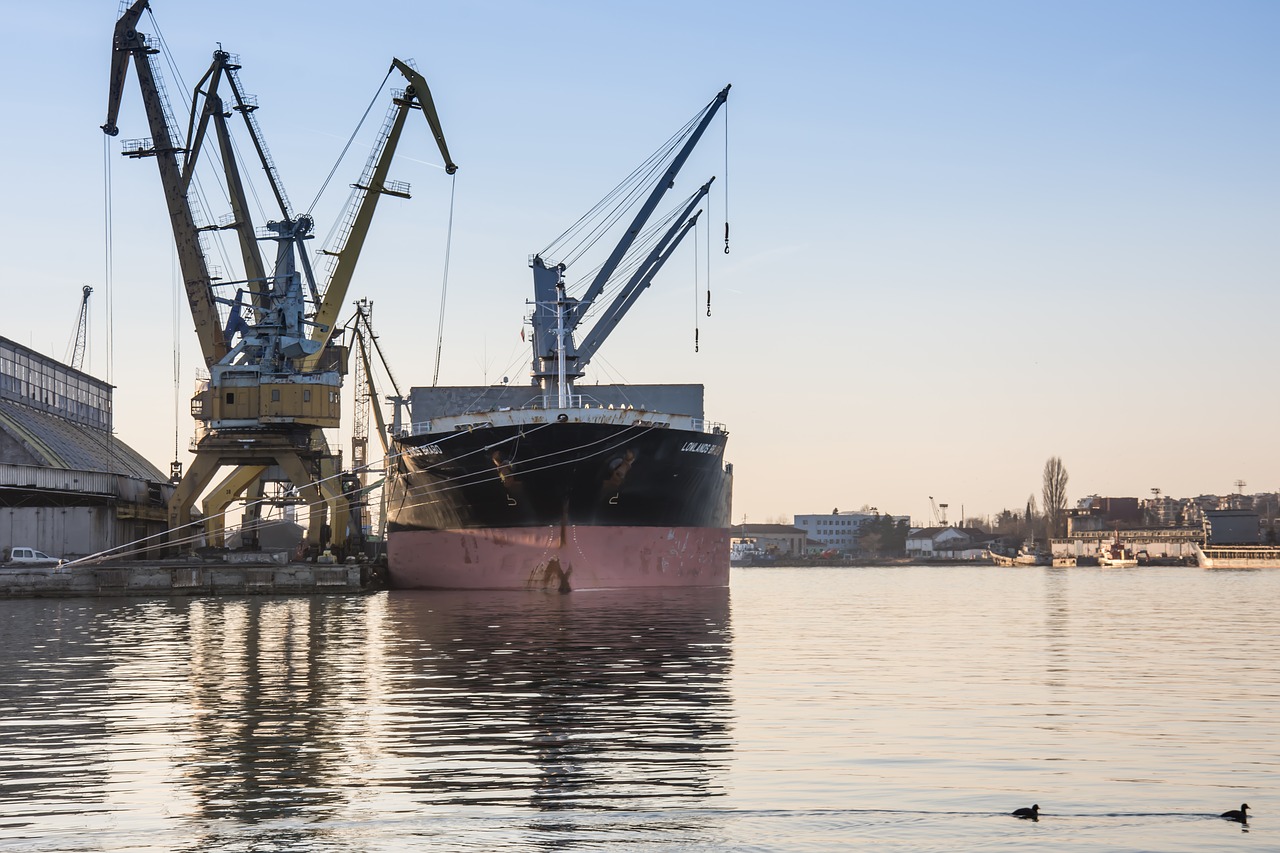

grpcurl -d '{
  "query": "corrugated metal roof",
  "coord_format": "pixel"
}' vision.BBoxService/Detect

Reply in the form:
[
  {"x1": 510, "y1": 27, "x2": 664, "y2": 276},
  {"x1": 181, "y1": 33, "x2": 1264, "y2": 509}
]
[{"x1": 0, "y1": 400, "x2": 166, "y2": 482}]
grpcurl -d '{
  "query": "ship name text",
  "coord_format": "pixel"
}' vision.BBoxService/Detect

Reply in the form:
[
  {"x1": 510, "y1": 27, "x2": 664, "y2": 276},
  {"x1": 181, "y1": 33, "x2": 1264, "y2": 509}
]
[{"x1": 680, "y1": 441, "x2": 723, "y2": 456}]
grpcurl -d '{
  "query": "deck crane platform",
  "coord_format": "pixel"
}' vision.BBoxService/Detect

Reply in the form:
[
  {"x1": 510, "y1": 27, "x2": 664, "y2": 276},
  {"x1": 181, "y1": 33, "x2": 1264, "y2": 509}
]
[{"x1": 102, "y1": 0, "x2": 455, "y2": 554}]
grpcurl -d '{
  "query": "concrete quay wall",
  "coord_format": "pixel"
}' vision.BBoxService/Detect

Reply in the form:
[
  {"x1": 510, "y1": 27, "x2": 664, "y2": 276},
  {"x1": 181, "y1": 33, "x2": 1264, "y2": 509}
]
[{"x1": 0, "y1": 562, "x2": 365, "y2": 598}]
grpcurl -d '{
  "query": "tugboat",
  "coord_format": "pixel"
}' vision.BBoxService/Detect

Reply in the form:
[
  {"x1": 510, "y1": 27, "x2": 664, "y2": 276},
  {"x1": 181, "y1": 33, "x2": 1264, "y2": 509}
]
[{"x1": 1097, "y1": 534, "x2": 1139, "y2": 568}]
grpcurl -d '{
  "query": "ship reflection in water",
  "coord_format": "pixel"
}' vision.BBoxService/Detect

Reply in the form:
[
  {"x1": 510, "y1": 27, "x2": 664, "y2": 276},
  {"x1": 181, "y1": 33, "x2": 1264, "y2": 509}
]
[
  {"x1": 0, "y1": 588, "x2": 732, "y2": 845},
  {"x1": 377, "y1": 587, "x2": 733, "y2": 810}
]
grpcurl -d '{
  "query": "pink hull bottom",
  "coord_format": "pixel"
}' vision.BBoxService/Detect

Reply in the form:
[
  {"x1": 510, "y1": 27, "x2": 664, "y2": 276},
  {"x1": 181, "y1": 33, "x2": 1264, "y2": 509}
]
[{"x1": 387, "y1": 525, "x2": 730, "y2": 591}]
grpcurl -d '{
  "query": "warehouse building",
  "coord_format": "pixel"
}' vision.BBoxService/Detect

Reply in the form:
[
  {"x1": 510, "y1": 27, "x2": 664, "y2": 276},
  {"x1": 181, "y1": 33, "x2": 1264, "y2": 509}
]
[{"x1": 0, "y1": 337, "x2": 174, "y2": 561}]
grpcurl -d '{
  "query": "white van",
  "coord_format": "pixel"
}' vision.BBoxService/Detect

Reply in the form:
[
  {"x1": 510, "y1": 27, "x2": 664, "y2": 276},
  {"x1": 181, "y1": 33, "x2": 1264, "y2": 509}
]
[{"x1": 3, "y1": 547, "x2": 63, "y2": 567}]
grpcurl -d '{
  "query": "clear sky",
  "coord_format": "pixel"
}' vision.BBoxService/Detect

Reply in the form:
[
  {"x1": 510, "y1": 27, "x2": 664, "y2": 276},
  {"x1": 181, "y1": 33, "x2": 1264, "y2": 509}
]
[{"x1": 2, "y1": 1, "x2": 1277, "y2": 528}]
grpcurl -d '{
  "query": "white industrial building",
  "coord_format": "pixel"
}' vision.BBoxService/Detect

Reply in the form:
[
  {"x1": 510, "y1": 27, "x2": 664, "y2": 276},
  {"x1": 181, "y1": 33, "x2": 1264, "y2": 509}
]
[{"x1": 794, "y1": 510, "x2": 910, "y2": 554}]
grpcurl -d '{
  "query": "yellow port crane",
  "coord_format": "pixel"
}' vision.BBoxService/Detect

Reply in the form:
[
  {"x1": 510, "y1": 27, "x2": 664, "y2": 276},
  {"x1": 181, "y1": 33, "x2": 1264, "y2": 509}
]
[{"x1": 102, "y1": 0, "x2": 455, "y2": 554}]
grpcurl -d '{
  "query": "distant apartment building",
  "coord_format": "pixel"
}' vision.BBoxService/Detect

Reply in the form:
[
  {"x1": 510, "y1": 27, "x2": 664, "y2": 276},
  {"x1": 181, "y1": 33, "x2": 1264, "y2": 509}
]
[
  {"x1": 793, "y1": 510, "x2": 911, "y2": 554},
  {"x1": 1073, "y1": 493, "x2": 1248, "y2": 533}
]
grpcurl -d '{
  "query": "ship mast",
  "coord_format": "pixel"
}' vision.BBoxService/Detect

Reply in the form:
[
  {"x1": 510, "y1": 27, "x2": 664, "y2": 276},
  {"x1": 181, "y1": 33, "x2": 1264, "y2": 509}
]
[{"x1": 555, "y1": 280, "x2": 570, "y2": 409}]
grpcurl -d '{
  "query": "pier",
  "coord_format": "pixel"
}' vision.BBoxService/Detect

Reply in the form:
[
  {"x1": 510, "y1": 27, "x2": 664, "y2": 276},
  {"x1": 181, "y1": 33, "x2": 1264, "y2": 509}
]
[{"x1": 0, "y1": 558, "x2": 376, "y2": 599}]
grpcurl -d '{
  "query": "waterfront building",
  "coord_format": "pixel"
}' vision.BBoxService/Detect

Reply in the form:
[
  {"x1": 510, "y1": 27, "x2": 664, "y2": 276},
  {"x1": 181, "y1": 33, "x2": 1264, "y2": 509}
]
[
  {"x1": 1050, "y1": 527, "x2": 1202, "y2": 562},
  {"x1": 0, "y1": 336, "x2": 174, "y2": 560},
  {"x1": 793, "y1": 509, "x2": 910, "y2": 555},
  {"x1": 905, "y1": 527, "x2": 991, "y2": 560},
  {"x1": 730, "y1": 524, "x2": 806, "y2": 558}
]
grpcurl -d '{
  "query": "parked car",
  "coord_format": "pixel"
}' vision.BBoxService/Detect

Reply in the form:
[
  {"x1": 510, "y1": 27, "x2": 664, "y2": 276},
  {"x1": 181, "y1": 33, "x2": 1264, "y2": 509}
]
[{"x1": 2, "y1": 547, "x2": 63, "y2": 567}]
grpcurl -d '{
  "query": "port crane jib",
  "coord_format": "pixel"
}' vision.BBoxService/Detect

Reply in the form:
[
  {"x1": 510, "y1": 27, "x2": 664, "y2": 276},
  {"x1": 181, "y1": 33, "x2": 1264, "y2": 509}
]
[
  {"x1": 102, "y1": 1, "x2": 455, "y2": 554},
  {"x1": 103, "y1": 0, "x2": 228, "y2": 367},
  {"x1": 303, "y1": 58, "x2": 457, "y2": 368}
]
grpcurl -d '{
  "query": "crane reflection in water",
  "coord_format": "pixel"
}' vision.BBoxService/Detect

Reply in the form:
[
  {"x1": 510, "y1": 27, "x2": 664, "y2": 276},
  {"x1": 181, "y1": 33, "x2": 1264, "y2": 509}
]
[{"x1": 169, "y1": 587, "x2": 732, "y2": 823}]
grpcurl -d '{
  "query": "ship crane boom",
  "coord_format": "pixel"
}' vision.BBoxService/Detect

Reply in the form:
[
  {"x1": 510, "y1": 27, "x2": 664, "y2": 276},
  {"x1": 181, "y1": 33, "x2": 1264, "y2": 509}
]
[
  {"x1": 575, "y1": 181, "x2": 712, "y2": 366},
  {"x1": 529, "y1": 84, "x2": 729, "y2": 396},
  {"x1": 572, "y1": 85, "x2": 729, "y2": 325}
]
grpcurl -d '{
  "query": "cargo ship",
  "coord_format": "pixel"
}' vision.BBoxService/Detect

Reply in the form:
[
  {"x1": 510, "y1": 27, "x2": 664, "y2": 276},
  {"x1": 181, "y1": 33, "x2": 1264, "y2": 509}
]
[{"x1": 384, "y1": 86, "x2": 733, "y2": 591}]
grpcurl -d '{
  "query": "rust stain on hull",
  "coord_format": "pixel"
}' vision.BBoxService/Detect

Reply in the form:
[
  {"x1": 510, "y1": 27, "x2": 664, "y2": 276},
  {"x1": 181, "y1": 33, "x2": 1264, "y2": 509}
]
[{"x1": 530, "y1": 556, "x2": 573, "y2": 593}]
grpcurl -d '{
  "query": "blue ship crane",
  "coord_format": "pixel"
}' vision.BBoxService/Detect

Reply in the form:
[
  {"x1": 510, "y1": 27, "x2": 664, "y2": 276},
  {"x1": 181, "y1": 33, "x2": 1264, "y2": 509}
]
[{"x1": 528, "y1": 85, "x2": 730, "y2": 405}]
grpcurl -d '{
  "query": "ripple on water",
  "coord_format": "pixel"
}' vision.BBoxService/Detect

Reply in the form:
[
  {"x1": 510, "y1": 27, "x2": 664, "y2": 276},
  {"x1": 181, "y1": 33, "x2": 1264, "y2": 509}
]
[{"x1": 0, "y1": 567, "x2": 1275, "y2": 851}]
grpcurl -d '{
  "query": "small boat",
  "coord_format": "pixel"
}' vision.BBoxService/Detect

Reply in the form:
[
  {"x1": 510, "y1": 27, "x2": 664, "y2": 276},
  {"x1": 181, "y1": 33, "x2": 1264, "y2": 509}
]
[
  {"x1": 730, "y1": 539, "x2": 776, "y2": 566},
  {"x1": 1051, "y1": 555, "x2": 1077, "y2": 567},
  {"x1": 988, "y1": 548, "x2": 1045, "y2": 567},
  {"x1": 1097, "y1": 535, "x2": 1138, "y2": 568}
]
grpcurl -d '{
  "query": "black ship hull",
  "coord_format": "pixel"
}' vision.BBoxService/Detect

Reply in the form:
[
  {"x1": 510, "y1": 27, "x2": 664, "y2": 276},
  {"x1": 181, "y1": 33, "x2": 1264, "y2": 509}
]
[{"x1": 385, "y1": 416, "x2": 732, "y2": 590}]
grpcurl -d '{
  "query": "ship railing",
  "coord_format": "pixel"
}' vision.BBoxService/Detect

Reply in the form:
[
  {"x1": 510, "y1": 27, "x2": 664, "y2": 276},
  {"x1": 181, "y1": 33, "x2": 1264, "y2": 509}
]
[
  {"x1": 537, "y1": 394, "x2": 585, "y2": 410},
  {"x1": 407, "y1": 419, "x2": 495, "y2": 435},
  {"x1": 404, "y1": 411, "x2": 728, "y2": 436}
]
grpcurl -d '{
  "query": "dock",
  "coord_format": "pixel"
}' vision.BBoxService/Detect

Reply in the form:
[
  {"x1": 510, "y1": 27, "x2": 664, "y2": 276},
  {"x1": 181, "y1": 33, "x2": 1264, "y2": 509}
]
[{"x1": 0, "y1": 557, "x2": 380, "y2": 599}]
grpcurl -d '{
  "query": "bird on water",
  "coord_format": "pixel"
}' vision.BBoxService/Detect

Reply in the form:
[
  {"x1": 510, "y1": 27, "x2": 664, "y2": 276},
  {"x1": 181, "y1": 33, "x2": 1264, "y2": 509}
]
[
  {"x1": 1012, "y1": 804, "x2": 1039, "y2": 820},
  {"x1": 1220, "y1": 804, "x2": 1249, "y2": 822}
]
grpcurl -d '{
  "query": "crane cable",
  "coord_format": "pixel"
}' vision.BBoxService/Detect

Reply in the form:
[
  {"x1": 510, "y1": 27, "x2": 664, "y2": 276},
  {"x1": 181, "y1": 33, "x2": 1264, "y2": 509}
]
[
  {"x1": 172, "y1": 245, "x2": 181, "y2": 469},
  {"x1": 102, "y1": 134, "x2": 118, "y2": 478},
  {"x1": 693, "y1": 217, "x2": 700, "y2": 353},
  {"x1": 307, "y1": 67, "x2": 394, "y2": 216},
  {"x1": 431, "y1": 173, "x2": 458, "y2": 387},
  {"x1": 723, "y1": 97, "x2": 730, "y2": 256},
  {"x1": 102, "y1": 135, "x2": 113, "y2": 390}
]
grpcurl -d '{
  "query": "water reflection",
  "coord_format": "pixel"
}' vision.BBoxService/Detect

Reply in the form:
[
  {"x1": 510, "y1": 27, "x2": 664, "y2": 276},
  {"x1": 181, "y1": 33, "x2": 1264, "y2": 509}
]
[
  {"x1": 0, "y1": 588, "x2": 732, "y2": 847},
  {"x1": 177, "y1": 597, "x2": 376, "y2": 827},
  {"x1": 0, "y1": 600, "x2": 115, "y2": 826},
  {"x1": 377, "y1": 587, "x2": 734, "y2": 810}
]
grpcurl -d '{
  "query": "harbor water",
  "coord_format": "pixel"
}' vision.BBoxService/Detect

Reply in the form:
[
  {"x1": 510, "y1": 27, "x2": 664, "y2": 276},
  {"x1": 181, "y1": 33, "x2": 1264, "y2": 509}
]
[{"x1": 0, "y1": 564, "x2": 1274, "y2": 851}]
